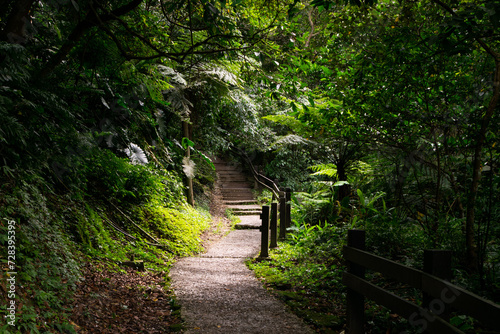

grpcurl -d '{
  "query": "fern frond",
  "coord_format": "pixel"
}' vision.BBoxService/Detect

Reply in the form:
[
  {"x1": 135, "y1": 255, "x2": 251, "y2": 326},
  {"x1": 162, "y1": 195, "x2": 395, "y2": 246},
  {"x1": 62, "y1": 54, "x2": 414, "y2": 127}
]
[
  {"x1": 271, "y1": 134, "x2": 310, "y2": 148},
  {"x1": 157, "y1": 65, "x2": 187, "y2": 86},
  {"x1": 182, "y1": 157, "x2": 196, "y2": 179},
  {"x1": 204, "y1": 67, "x2": 240, "y2": 86},
  {"x1": 164, "y1": 86, "x2": 193, "y2": 118},
  {"x1": 0, "y1": 107, "x2": 26, "y2": 146},
  {"x1": 124, "y1": 143, "x2": 148, "y2": 165},
  {"x1": 309, "y1": 163, "x2": 338, "y2": 178},
  {"x1": 262, "y1": 114, "x2": 306, "y2": 132}
]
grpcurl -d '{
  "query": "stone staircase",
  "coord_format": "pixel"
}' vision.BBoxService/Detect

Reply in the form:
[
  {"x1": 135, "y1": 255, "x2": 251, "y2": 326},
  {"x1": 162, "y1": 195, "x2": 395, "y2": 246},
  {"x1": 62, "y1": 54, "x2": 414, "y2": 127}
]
[{"x1": 214, "y1": 158, "x2": 261, "y2": 229}]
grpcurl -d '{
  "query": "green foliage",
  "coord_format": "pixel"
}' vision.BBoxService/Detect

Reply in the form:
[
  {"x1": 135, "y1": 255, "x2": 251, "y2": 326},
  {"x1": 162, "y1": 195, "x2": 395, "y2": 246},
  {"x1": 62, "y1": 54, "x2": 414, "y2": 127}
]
[
  {"x1": 256, "y1": 0, "x2": 500, "y2": 300},
  {"x1": 255, "y1": 189, "x2": 274, "y2": 205},
  {"x1": 248, "y1": 224, "x2": 348, "y2": 332},
  {"x1": 75, "y1": 205, "x2": 113, "y2": 252},
  {"x1": 308, "y1": 163, "x2": 338, "y2": 178},
  {"x1": 224, "y1": 209, "x2": 242, "y2": 227},
  {"x1": 0, "y1": 183, "x2": 81, "y2": 333},
  {"x1": 0, "y1": 0, "x2": 299, "y2": 332},
  {"x1": 293, "y1": 185, "x2": 340, "y2": 225},
  {"x1": 133, "y1": 204, "x2": 211, "y2": 255},
  {"x1": 77, "y1": 147, "x2": 184, "y2": 206},
  {"x1": 0, "y1": 43, "x2": 29, "y2": 156},
  {"x1": 1, "y1": 0, "x2": 500, "y2": 330},
  {"x1": 263, "y1": 146, "x2": 318, "y2": 190},
  {"x1": 0, "y1": 150, "x2": 211, "y2": 331}
]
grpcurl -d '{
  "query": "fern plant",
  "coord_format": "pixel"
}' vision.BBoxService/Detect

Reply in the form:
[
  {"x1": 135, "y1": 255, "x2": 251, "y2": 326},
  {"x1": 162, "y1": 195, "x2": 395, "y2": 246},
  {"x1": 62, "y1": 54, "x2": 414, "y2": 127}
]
[{"x1": 309, "y1": 163, "x2": 338, "y2": 178}]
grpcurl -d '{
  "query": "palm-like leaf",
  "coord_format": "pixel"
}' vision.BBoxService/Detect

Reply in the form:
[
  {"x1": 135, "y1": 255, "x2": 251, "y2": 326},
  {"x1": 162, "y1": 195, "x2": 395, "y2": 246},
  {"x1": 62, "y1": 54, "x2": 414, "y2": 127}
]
[
  {"x1": 309, "y1": 163, "x2": 338, "y2": 178},
  {"x1": 124, "y1": 143, "x2": 148, "y2": 165},
  {"x1": 271, "y1": 134, "x2": 311, "y2": 148}
]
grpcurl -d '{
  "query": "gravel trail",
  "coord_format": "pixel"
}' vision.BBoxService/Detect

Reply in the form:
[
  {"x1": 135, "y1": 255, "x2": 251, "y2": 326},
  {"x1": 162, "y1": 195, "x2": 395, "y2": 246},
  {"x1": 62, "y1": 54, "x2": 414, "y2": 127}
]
[{"x1": 170, "y1": 226, "x2": 314, "y2": 334}]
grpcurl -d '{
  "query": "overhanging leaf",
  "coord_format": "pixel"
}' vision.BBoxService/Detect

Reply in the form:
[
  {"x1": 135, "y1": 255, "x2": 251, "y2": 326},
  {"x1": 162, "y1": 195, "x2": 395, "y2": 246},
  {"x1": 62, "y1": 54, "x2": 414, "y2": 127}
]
[
  {"x1": 309, "y1": 163, "x2": 337, "y2": 177},
  {"x1": 262, "y1": 114, "x2": 305, "y2": 132},
  {"x1": 181, "y1": 137, "x2": 195, "y2": 149},
  {"x1": 271, "y1": 134, "x2": 311, "y2": 148},
  {"x1": 333, "y1": 180, "x2": 349, "y2": 187}
]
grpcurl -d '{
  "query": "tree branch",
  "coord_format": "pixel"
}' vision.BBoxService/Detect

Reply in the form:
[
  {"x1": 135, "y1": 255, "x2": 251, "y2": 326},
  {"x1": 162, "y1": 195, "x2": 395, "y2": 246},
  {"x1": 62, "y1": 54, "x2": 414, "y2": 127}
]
[
  {"x1": 304, "y1": 7, "x2": 319, "y2": 48},
  {"x1": 159, "y1": 0, "x2": 208, "y2": 32},
  {"x1": 38, "y1": 0, "x2": 144, "y2": 78}
]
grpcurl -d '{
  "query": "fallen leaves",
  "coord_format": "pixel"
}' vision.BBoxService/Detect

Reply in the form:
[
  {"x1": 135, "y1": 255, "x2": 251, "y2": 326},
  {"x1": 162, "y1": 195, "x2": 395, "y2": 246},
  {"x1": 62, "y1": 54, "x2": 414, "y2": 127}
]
[{"x1": 70, "y1": 263, "x2": 182, "y2": 333}]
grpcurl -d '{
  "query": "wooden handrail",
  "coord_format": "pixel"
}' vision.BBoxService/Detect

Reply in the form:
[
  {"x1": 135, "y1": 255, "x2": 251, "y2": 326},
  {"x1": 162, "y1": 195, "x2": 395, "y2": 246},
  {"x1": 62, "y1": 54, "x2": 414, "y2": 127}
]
[
  {"x1": 343, "y1": 272, "x2": 464, "y2": 334},
  {"x1": 230, "y1": 146, "x2": 281, "y2": 200},
  {"x1": 230, "y1": 145, "x2": 291, "y2": 239},
  {"x1": 343, "y1": 231, "x2": 500, "y2": 333},
  {"x1": 344, "y1": 246, "x2": 500, "y2": 330}
]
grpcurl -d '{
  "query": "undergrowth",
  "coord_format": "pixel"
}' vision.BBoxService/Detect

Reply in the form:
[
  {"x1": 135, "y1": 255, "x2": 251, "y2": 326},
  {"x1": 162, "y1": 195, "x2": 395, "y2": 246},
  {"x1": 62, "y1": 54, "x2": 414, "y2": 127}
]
[
  {"x1": 0, "y1": 146, "x2": 211, "y2": 333},
  {"x1": 248, "y1": 223, "x2": 348, "y2": 333},
  {"x1": 247, "y1": 220, "x2": 437, "y2": 334}
]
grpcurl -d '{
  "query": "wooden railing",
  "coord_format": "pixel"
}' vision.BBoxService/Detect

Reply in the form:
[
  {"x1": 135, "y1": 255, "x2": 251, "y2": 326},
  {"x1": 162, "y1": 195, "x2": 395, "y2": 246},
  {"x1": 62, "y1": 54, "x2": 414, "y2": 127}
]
[
  {"x1": 343, "y1": 229, "x2": 500, "y2": 333},
  {"x1": 231, "y1": 146, "x2": 292, "y2": 246},
  {"x1": 231, "y1": 146, "x2": 280, "y2": 200}
]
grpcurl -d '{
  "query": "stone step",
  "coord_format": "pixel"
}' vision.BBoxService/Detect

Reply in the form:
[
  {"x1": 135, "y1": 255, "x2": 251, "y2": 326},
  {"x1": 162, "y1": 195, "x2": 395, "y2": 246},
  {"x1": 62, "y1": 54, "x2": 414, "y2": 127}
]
[
  {"x1": 213, "y1": 161, "x2": 240, "y2": 166},
  {"x1": 215, "y1": 166, "x2": 243, "y2": 171},
  {"x1": 221, "y1": 188, "x2": 254, "y2": 194},
  {"x1": 215, "y1": 158, "x2": 261, "y2": 217},
  {"x1": 222, "y1": 189, "x2": 253, "y2": 193},
  {"x1": 218, "y1": 172, "x2": 247, "y2": 176},
  {"x1": 218, "y1": 171, "x2": 246, "y2": 175},
  {"x1": 221, "y1": 183, "x2": 252, "y2": 188},
  {"x1": 223, "y1": 196, "x2": 255, "y2": 201},
  {"x1": 219, "y1": 173, "x2": 246, "y2": 181},
  {"x1": 220, "y1": 179, "x2": 252, "y2": 188},
  {"x1": 215, "y1": 167, "x2": 242, "y2": 172},
  {"x1": 235, "y1": 225, "x2": 260, "y2": 230},
  {"x1": 226, "y1": 205, "x2": 262, "y2": 211},
  {"x1": 221, "y1": 191, "x2": 253, "y2": 195},
  {"x1": 233, "y1": 210, "x2": 262, "y2": 216},
  {"x1": 219, "y1": 176, "x2": 249, "y2": 183},
  {"x1": 222, "y1": 196, "x2": 255, "y2": 201},
  {"x1": 224, "y1": 200, "x2": 259, "y2": 205},
  {"x1": 222, "y1": 195, "x2": 255, "y2": 200},
  {"x1": 234, "y1": 215, "x2": 261, "y2": 229}
]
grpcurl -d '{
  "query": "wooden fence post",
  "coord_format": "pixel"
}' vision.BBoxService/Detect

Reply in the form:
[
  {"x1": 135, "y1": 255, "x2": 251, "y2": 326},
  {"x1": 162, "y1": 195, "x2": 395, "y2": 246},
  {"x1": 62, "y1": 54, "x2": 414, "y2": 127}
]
[
  {"x1": 423, "y1": 249, "x2": 452, "y2": 324},
  {"x1": 346, "y1": 229, "x2": 366, "y2": 334},
  {"x1": 259, "y1": 206, "x2": 270, "y2": 258},
  {"x1": 270, "y1": 202, "x2": 278, "y2": 248},
  {"x1": 279, "y1": 192, "x2": 286, "y2": 240},
  {"x1": 285, "y1": 188, "x2": 292, "y2": 229}
]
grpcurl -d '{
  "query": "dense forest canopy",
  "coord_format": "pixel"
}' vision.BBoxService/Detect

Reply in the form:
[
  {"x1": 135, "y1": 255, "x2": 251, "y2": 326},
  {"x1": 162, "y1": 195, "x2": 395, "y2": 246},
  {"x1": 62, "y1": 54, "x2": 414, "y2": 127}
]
[{"x1": 0, "y1": 0, "x2": 499, "y2": 332}]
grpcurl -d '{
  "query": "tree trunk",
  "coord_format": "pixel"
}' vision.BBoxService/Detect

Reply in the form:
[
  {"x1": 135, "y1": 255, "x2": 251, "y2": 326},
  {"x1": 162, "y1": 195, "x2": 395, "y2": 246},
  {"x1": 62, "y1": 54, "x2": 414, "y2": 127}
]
[
  {"x1": 465, "y1": 55, "x2": 500, "y2": 271},
  {"x1": 183, "y1": 120, "x2": 195, "y2": 207},
  {"x1": 337, "y1": 160, "x2": 350, "y2": 200},
  {"x1": 431, "y1": 0, "x2": 500, "y2": 272}
]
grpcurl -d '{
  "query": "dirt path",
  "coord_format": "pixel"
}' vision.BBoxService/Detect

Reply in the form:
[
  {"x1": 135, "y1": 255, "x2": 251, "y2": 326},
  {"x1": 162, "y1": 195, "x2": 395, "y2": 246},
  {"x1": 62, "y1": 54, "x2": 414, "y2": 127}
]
[
  {"x1": 170, "y1": 226, "x2": 314, "y2": 334},
  {"x1": 169, "y1": 159, "x2": 313, "y2": 333}
]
